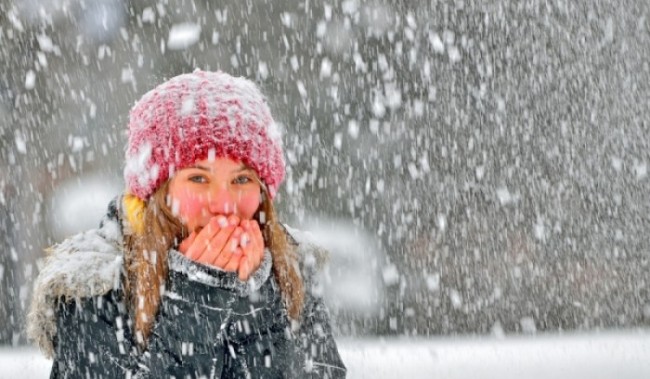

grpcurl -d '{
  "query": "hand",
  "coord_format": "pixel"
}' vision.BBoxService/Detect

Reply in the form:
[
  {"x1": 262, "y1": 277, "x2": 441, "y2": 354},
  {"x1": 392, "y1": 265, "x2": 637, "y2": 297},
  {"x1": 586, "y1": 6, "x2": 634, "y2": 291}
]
[
  {"x1": 178, "y1": 216, "x2": 265, "y2": 281},
  {"x1": 236, "y1": 219, "x2": 265, "y2": 281},
  {"x1": 178, "y1": 214, "x2": 243, "y2": 271}
]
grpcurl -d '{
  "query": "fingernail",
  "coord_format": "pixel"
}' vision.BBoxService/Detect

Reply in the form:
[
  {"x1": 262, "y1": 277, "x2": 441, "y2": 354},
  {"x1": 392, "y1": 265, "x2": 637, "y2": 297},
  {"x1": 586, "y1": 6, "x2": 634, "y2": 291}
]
[
  {"x1": 241, "y1": 233, "x2": 250, "y2": 247},
  {"x1": 218, "y1": 216, "x2": 228, "y2": 228}
]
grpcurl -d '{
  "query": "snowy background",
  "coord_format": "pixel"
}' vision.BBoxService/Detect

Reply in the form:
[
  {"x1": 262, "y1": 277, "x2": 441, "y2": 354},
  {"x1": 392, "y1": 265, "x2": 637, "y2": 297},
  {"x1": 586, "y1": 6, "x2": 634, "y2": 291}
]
[
  {"x1": 2, "y1": 331, "x2": 650, "y2": 378},
  {"x1": 1, "y1": 0, "x2": 649, "y2": 377}
]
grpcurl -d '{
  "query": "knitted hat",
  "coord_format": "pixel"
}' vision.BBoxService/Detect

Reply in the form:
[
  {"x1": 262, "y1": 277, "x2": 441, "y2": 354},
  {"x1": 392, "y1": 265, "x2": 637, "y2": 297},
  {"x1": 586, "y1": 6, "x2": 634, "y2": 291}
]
[{"x1": 124, "y1": 70, "x2": 285, "y2": 200}]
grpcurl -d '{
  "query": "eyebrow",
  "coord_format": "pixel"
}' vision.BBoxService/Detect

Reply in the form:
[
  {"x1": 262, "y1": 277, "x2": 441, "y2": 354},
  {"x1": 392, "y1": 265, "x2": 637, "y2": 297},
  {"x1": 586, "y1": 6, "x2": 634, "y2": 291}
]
[{"x1": 190, "y1": 164, "x2": 253, "y2": 174}]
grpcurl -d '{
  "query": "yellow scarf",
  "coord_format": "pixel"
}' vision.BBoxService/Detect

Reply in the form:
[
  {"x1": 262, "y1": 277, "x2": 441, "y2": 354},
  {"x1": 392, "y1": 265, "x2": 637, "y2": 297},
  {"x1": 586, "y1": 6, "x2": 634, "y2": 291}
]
[{"x1": 123, "y1": 194, "x2": 146, "y2": 235}]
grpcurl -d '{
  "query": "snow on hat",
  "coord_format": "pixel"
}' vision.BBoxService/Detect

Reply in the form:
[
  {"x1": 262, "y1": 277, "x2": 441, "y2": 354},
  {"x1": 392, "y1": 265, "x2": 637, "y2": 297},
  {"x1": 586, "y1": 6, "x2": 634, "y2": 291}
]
[{"x1": 124, "y1": 70, "x2": 285, "y2": 200}]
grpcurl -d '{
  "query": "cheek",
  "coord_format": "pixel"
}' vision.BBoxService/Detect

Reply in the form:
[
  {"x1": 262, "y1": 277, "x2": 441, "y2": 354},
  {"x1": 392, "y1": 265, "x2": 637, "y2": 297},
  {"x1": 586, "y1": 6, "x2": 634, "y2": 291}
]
[
  {"x1": 236, "y1": 191, "x2": 261, "y2": 219},
  {"x1": 172, "y1": 190, "x2": 207, "y2": 222}
]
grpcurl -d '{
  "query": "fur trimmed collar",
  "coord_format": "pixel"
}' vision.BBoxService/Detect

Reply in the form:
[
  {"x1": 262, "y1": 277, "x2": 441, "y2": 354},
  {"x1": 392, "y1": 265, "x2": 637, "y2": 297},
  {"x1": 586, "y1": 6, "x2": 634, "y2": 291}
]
[
  {"x1": 27, "y1": 200, "x2": 329, "y2": 359},
  {"x1": 27, "y1": 214, "x2": 125, "y2": 359}
]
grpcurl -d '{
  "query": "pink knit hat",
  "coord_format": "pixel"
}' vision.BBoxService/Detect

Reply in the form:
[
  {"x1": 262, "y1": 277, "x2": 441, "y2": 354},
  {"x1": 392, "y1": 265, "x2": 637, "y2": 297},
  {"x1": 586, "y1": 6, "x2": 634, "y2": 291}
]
[{"x1": 124, "y1": 70, "x2": 285, "y2": 200}]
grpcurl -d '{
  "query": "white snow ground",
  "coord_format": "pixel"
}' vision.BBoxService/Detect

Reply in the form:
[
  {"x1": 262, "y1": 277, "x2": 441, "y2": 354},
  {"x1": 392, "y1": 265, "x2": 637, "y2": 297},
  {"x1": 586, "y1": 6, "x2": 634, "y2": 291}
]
[{"x1": 1, "y1": 330, "x2": 648, "y2": 378}]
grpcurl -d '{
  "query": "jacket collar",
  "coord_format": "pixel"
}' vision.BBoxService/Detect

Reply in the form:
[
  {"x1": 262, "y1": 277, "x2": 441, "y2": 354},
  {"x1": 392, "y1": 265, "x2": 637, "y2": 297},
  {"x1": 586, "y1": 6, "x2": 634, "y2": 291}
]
[{"x1": 167, "y1": 247, "x2": 274, "y2": 296}]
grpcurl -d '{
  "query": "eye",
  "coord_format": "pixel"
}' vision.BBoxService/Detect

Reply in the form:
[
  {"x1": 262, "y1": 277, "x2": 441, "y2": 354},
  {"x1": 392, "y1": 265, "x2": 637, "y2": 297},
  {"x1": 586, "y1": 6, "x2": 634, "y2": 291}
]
[
  {"x1": 233, "y1": 175, "x2": 252, "y2": 185},
  {"x1": 188, "y1": 175, "x2": 207, "y2": 184}
]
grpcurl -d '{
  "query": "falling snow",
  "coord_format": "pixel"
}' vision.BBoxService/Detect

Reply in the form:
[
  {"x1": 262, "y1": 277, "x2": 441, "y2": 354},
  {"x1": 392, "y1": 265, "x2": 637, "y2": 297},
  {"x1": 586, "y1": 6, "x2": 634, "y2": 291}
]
[
  {"x1": 167, "y1": 23, "x2": 202, "y2": 50},
  {"x1": 1, "y1": 0, "x2": 650, "y2": 377}
]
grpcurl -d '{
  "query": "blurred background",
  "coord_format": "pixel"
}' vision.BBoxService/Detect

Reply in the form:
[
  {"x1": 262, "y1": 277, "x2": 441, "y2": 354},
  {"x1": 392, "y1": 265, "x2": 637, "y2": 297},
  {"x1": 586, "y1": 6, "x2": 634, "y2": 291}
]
[{"x1": 1, "y1": 0, "x2": 649, "y2": 354}]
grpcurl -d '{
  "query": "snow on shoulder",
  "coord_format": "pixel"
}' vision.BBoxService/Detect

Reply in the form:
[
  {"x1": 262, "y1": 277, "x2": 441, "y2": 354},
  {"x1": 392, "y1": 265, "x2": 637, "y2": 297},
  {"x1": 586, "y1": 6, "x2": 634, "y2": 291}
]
[{"x1": 27, "y1": 216, "x2": 124, "y2": 358}]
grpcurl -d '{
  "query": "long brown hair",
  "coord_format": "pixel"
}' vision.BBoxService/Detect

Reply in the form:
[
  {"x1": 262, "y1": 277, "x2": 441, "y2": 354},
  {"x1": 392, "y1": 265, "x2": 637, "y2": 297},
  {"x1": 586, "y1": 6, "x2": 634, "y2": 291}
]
[{"x1": 123, "y1": 182, "x2": 304, "y2": 347}]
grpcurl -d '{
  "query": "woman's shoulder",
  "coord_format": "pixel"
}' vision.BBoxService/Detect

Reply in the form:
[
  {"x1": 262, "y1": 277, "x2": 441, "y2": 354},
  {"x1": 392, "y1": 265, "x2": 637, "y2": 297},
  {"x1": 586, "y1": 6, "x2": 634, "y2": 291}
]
[
  {"x1": 28, "y1": 197, "x2": 126, "y2": 357},
  {"x1": 34, "y1": 198, "x2": 125, "y2": 298}
]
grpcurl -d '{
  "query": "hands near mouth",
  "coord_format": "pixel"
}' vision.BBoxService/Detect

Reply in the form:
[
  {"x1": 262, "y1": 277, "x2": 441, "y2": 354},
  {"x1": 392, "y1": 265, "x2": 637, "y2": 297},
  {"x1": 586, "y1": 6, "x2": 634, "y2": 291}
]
[{"x1": 178, "y1": 215, "x2": 265, "y2": 281}]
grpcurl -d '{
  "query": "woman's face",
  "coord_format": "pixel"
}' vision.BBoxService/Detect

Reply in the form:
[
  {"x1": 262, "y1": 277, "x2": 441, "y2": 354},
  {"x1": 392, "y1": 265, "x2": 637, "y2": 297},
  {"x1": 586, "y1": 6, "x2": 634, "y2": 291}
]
[{"x1": 167, "y1": 157, "x2": 262, "y2": 232}]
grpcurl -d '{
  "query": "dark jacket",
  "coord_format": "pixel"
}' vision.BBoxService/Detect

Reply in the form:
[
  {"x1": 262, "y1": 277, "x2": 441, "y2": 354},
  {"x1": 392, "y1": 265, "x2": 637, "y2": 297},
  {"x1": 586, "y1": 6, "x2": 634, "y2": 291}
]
[{"x1": 28, "y1": 199, "x2": 346, "y2": 378}]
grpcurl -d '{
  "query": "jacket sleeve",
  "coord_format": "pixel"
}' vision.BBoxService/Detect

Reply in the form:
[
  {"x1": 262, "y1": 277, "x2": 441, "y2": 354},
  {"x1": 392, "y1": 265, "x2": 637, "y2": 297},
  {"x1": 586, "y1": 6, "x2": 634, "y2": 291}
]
[
  {"x1": 50, "y1": 291, "x2": 141, "y2": 378},
  {"x1": 297, "y1": 292, "x2": 347, "y2": 378},
  {"x1": 51, "y1": 278, "x2": 230, "y2": 379}
]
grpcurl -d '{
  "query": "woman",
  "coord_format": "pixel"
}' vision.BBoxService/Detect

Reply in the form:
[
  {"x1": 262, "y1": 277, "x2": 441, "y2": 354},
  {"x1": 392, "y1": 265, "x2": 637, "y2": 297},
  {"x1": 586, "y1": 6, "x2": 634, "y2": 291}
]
[{"x1": 27, "y1": 71, "x2": 347, "y2": 378}]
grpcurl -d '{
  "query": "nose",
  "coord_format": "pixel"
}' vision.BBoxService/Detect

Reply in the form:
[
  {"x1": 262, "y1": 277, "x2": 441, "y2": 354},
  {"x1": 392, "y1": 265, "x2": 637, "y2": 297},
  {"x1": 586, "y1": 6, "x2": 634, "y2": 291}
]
[{"x1": 207, "y1": 185, "x2": 236, "y2": 215}]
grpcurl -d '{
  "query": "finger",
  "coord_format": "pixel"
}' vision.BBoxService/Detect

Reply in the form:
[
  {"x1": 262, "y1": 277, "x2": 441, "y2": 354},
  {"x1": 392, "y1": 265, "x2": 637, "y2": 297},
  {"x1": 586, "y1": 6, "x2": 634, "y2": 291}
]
[
  {"x1": 204, "y1": 224, "x2": 238, "y2": 267},
  {"x1": 239, "y1": 236, "x2": 263, "y2": 276},
  {"x1": 178, "y1": 231, "x2": 197, "y2": 254},
  {"x1": 245, "y1": 237, "x2": 264, "y2": 278},
  {"x1": 186, "y1": 217, "x2": 222, "y2": 260},
  {"x1": 216, "y1": 215, "x2": 230, "y2": 228},
  {"x1": 239, "y1": 228, "x2": 251, "y2": 247},
  {"x1": 204, "y1": 216, "x2": 226, "y2": 237},
  {"x1": 243, "y1": 219, "x2": 263, "y2": 249},
  {"x1": 238, "y1": 256, "x2": 250, "y2": 281},
  {"x1": 189, "y1": 215, "x2": 231, "y2": 261},
  {"x1": 185, "y1": 237, "x2": 208, "y2": 261},
  {"x1": 212, "y1": 227, "x2": 242, "y2": 268},
  {"x1": 241, "y1": 220, "x2": 261, "y2": 248},
  {"x1": 251, "y1": 220, "x2": 265, "y2": 249},
  {"x1": 210, "y1": 247, "x2": 233, "y2": 268},
  {"x1": 249, "y1": 244, "x2": 263, "y2": 274},
  {"x1": 223, "y1": 248, "x2": 244, "y2": 272},
  {"x1": 227, "y1": 214, "x2": 240, "y2": 227}
]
